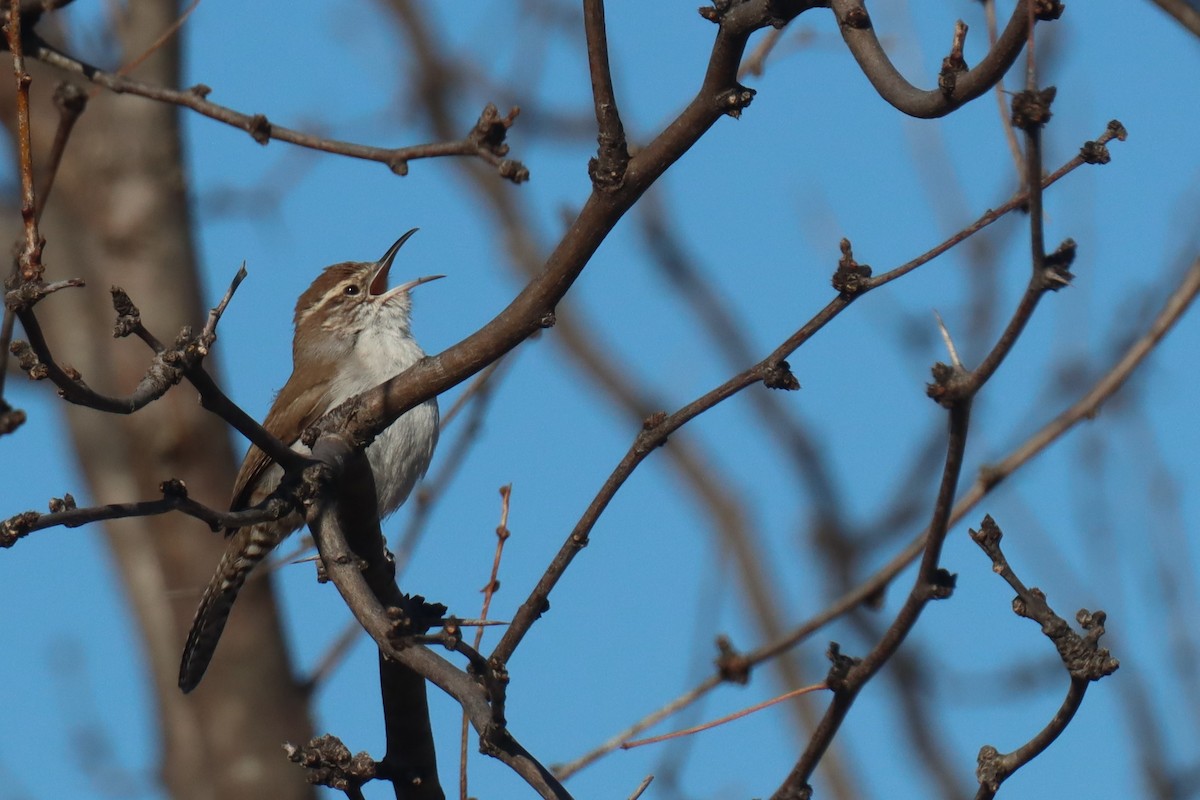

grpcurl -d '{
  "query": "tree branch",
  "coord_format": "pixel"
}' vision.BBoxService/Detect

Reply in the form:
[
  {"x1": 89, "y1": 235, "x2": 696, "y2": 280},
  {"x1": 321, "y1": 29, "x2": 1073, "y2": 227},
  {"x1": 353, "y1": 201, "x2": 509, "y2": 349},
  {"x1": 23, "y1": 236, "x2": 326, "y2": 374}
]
[
  {"x1": 304, "y1": 434, "x2": 570, "y2": 799},
  {"x1": 583, "y1": 0, "x2": 629, "y2": 190},
  {"x1": 0, "y1": 479, "x2": 292, "y2": 548},
  {"x1": 22, "y1": 33, "x2": 529, "y2": 181},
  {"x1": 828, "y1": 0, "x2": 1040, "y2": 118},
  {"x1": 492, "y1": 119, "x2": 1122, "y2": 667},
  {"x1": 970, "y1": 516, "x2": 1118, "y2": 798}
]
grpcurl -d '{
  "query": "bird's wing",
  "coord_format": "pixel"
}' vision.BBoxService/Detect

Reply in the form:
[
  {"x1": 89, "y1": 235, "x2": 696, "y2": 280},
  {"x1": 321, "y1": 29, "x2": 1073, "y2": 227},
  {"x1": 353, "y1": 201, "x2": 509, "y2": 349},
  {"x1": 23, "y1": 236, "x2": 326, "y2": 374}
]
[{"x1": 229, "y1": 373, "x2": 332, "y2": 516}]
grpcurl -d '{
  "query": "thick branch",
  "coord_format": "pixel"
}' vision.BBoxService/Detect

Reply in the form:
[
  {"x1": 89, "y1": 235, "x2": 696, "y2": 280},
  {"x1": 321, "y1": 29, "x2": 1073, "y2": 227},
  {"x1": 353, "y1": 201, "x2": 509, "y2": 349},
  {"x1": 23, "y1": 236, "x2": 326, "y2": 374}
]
[
  {"x1": 305, "y1": 435, "x2": 570, "y2": 800},
  {"x1": 321, "y1": 0, "x2": 829, "y2": 478}
]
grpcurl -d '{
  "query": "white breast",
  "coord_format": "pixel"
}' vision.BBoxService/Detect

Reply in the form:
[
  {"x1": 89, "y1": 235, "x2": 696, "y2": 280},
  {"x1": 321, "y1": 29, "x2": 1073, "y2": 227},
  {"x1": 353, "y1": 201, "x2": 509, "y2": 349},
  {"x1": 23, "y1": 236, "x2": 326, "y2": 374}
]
[{"x1": 327, "y1": 324, "x2": 439, "y2": 516}]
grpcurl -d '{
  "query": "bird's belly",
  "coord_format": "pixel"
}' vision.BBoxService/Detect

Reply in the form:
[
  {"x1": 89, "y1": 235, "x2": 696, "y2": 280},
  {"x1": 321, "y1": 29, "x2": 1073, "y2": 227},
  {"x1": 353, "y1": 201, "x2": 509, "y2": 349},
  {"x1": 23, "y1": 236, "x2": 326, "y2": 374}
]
[{"x1": 366, "y1": 397, "x2": 439, "y2": 516}]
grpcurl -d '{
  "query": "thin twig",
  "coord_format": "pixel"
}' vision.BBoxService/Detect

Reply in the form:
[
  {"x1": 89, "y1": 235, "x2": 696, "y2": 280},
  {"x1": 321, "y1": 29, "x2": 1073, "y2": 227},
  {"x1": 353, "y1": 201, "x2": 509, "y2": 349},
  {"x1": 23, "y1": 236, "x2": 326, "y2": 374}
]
[
  {"x1": 622, "y1": 683, "x2": 827, "y2": 750},
  {"x1": 554, "y1": 676, "x2": 723, "y2": 780},
  {"x1": 492, "y1": 123, "x2": 1124, "y2": 667},
  {"x1": 984, "y1": 0, "x2": 1025, "y2": 184},
  {"x1": 476, "y1": 485, "x2": 511, "y2": 642},
  {"x1": 5, "y1": 0, "x2": 43, "y2": 282},
  {"x1": 460, "y1": 485, "x2": 513, "y2": 800},
  {"x1": 34, "y1": 82, "x2": 87, "y2": 220},
  {"x1": 626, "y1": 775, "x2": 654, "y2": 800},
  {"x1": 26, "y1": 34, "x2": 529, "y2": 181},
  {"x1": 107, "y1": 0, "x2": 200, "y2": 83},
  {"x1": 961, "y1": 39, "x2": 1059, "y2": 395},
  {"x1": 1, "y1": 481, "x2": 288, "y2": 549},
  {"x1": 870, "y1": 119, "x2": 1125, "y2": 289}
]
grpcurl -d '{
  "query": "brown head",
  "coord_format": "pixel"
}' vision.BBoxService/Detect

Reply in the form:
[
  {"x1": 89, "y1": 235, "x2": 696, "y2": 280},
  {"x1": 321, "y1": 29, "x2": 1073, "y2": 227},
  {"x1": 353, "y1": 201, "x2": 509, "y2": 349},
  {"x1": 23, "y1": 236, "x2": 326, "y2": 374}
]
[{"x1": 290, "y1": 229, "x2": 443, "y2": 367}]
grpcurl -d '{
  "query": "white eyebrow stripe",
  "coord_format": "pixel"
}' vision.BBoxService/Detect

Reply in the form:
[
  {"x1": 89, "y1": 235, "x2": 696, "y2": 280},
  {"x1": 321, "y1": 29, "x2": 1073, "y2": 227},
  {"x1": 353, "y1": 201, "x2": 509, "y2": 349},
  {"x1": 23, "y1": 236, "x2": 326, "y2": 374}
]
[{"x1": 296, "y1": 281, "x2": 353, "y2": 326}]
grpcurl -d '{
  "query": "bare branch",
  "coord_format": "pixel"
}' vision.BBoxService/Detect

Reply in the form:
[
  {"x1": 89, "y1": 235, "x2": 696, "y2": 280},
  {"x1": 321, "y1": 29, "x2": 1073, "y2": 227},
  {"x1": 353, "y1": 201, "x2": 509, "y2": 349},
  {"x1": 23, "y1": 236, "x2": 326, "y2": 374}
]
[
  {"x1": 24, "y1": 33, "x2": 529, "y2": 181},
  {"x1": 5, "y1": 0, "x2": 43, "y2": 282},
  {"x1": 320, "y1": 0, "x2": 832, "y2": 511},
  {"x1": 304, "y1": 434, "x2": 569, "y2": 799},
  {"x1": 970, "y1": 516, "x2": 1118, "y2": 798},
  {"x1": 460, "y1": 484, "x2": 513, "y2": 800},
  {"x1": 554, "y1": 674, "x2": 724, "y2": 780},
  {"x1": 984, "y1": 0, "x2": 1025, "y2": 183},
  {"x1": 829, "y1": 0, "x2": 1040, "y2": 118},
  {"x1": 0, "y1": 479, "x2": 292, "y2": 549},
  {"x1": 493, "y1": 121, "x2": 1120, "y2": 668},
  {"x1": 583, "y1": 0, "x2": 629, "y2": 190},
  {"x1": 7, "y1": 265, "x2": 306, "y2": 473},
  {"x1": 621, "y1": 683, "x2": 828, "y2": 750},
  {"x1": 870, "y1": 119, "x2": 1125, "y2": 290}
]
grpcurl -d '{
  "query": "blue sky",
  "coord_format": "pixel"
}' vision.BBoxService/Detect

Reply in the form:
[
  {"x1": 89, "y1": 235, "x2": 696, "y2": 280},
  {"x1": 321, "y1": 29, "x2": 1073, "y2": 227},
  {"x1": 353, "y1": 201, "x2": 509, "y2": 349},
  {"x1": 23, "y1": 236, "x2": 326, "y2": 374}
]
[{"x1": 3, "y1": 2, "x2": 1199, "y2": 799}]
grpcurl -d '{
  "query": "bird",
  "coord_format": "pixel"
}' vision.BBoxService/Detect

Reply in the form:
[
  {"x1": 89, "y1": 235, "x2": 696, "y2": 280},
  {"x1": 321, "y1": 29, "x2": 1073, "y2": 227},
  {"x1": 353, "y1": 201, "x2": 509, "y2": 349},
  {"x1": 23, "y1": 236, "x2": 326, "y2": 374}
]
[{"x1": 178, "y1": 229, "x2": 441, "y2": 693}]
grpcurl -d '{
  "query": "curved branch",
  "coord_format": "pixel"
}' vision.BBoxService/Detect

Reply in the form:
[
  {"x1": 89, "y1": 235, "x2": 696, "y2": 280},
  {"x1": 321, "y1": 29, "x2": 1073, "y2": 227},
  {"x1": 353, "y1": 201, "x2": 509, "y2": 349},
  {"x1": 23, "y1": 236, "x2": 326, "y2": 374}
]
[
  {"x1": 971, "y1": 517, "x2": 1117, "y2": 798},
  {"x1": 828, "y1": 0, "x2": 1037, "y2": 118},
  {"x1": 974, "y1": 679, "x2": 1087, "y2": 800}
]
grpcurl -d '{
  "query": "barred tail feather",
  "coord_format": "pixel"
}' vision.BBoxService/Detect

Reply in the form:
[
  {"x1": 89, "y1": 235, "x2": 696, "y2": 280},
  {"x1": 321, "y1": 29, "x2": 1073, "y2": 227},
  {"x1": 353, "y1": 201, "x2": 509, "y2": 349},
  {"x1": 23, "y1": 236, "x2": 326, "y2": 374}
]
[{"x1": 178, "y1": 527, "x2": 281, "y2": 693}]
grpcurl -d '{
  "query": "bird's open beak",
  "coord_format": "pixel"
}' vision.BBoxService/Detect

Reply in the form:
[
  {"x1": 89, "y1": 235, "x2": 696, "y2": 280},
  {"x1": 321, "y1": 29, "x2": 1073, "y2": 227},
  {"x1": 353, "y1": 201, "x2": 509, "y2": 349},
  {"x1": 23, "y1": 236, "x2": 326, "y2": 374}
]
[
  {"x1": 370, "y1": 228, "x2": 420, "y2": 296},
  {"x1": 393, "y1": 273, "x2": 445, "y2": 294}
]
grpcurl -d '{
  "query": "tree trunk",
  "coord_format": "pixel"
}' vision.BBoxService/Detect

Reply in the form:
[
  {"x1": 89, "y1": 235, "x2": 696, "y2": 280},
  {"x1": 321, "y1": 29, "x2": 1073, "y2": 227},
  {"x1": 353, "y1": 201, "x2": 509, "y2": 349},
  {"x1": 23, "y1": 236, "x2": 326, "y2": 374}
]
[{"x1": 2, "y1": 3, "x2": 317, "y2": 798}]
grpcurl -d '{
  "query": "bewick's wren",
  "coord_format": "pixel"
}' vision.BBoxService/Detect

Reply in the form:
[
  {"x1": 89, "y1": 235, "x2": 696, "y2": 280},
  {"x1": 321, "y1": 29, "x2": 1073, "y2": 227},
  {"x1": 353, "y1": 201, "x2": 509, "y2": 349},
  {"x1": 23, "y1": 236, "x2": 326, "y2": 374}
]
[{"x1": 178, "y1": 229, "x2": 441, "y2": 693}]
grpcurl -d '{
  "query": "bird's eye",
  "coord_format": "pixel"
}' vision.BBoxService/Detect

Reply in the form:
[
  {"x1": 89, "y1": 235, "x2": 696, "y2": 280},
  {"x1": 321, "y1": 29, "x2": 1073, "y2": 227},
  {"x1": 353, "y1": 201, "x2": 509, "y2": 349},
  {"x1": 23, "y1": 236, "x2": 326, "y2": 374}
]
[{"x1": 343, "y1": 285, "x2": 360, "y2": 296}]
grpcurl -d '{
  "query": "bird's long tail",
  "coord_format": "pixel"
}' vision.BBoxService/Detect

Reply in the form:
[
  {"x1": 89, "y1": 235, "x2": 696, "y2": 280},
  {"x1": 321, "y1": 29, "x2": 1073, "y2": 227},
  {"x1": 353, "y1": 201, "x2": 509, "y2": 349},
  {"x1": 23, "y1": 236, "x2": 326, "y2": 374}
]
[{"x1": 178, "y1": 526, "x2": 284, "y2": 693}]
